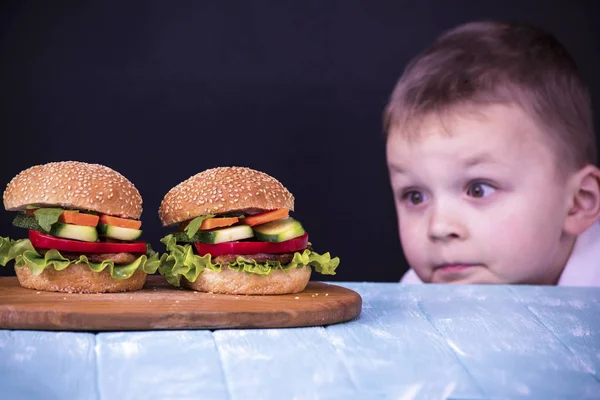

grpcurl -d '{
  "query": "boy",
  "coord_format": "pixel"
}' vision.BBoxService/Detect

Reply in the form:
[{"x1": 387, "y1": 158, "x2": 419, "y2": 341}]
[{"x1": 384, "y1": 21, "x2": 600, "y2": 285}]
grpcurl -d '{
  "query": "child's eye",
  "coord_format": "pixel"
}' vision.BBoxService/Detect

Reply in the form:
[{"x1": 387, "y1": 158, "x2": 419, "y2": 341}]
[
  {"x1": 402, "y1": 191, "x2": 427, "y2": 205},
  {"x1": 466, "y1": 182, "x2": 496, "y2": 198}
]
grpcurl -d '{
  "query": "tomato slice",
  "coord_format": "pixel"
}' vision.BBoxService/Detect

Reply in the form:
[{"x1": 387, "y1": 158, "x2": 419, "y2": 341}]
[
  {"x1": 195, "y1": 233, "x2": 309, "y2": 257},
  {"x1": 28, "y1": 230, "x2": 147, "y2": 254}
]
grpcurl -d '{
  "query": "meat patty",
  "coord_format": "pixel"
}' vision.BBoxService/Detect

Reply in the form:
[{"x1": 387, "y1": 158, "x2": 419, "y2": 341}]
[
  {"x1": 37, "y1": 249, "x2": 138, "y2": 264},
  {"x1": 209, "y1": 243, "x2": 312, "y2": 264},
  {"x1": 213, "y1": 253, "x2": 295, "y2": 264}
]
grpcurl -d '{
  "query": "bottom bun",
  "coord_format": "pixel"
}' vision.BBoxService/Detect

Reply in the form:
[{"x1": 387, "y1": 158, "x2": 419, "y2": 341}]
[
  {"x1": 15, "y1": 263, "x2": 147, "y2": 293},
  {"x1": 183, "y1": 266, "x2": 311, "y2": 295}
]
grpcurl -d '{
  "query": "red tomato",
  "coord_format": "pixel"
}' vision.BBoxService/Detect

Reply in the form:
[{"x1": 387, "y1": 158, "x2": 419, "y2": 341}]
[
  {"x1": 28, "y1": 230, "x2": 147, "y2": 254},
  {"x1": 195, "y1": 233, "x2": 309, "y2": 257}
]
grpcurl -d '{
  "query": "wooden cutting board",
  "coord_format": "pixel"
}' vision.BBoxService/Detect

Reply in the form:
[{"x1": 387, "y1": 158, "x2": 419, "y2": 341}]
[{"x1": 0, "y1": 276, "x2": 362, "y2": 331}]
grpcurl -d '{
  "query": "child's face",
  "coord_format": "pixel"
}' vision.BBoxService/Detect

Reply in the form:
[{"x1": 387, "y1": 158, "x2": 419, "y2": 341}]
[{"x1": 386, "y1": 104, "x2": 575, "y2": 284}]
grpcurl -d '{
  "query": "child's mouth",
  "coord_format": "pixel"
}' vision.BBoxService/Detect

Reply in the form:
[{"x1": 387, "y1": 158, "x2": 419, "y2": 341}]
[
  {"x1": 432, "y1": 263, "x2": 482, "y2": 283},
  {"x1": 439, "y1": 264, "x2": 473, "y2": 271},
  {"x1": 434, "y1": 263, "x2": 480, "y2": 273}
]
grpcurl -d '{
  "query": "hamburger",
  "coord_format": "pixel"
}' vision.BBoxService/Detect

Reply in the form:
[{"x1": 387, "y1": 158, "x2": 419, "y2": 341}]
[
  {"x1": 0, "y1": 161, "x2": 160, "y2": 293},
  {"x1": 158, "y1": 166, "x2": 339, "y2": 295}
]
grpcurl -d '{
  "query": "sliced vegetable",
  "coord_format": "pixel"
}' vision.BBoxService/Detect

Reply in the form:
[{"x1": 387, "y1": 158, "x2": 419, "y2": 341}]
[
  {"x1": 183, "y1": 214, "x2": 215, "y2": 239},
  {"x1": 29, "y1": 230, "x2": 147, "y2": 253},
  {"x1": 49, "y1": 222, "x2": 98, "y2": 242},
  {"x1": 99, "y1": 214, "x2": 142, "y2": 230},
  {"x1": 195, "y1": 233, "x2": 309, "y2": 257},
  {"x1": 253, "y1": 217, "x2": 305, "y2": 243},
  {"x1": 198, "y1": 225, "x2": 254, "y2": 244},
  {"x1": 97, "y1": 224, "x2": 142, "y2": 241},
  {"x1": 242, "y1": 208, "x2": 289, "y2": 227},
  {"x1": 60, "y1": 210, "x2": 99, "y2": 227},
  {"x1": 180, "y1": 217, "x2": 239, "y2": 231},
  {"x1": 27, "y1": 209, "x2": 99, "y2": 227}
]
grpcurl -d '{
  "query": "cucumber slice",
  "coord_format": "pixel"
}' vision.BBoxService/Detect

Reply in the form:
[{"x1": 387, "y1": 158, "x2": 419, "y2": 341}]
[
  {"x1": 49, "y1": 222, "x2": 98, "y2": 242},
  {"x1": 198, "y1": 225, "x2": 253, "y2": 244},
  {"x1": 252, "y1": 217, "x2": 305, "y2": 243},
  {"x1": 98, "y1": 223, "x2": 143, "y2": 241}
]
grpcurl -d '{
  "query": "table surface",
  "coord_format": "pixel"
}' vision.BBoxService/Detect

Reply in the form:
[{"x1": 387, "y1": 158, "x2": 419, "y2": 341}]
[{"x1": 1, "y1": 282, "x2": 599, "y2": 399}]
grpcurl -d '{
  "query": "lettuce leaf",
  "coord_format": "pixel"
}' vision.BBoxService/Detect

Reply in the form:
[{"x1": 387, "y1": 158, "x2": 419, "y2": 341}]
[
  {"x1": 158, "y1": 234, "x2": 340, "y2": 287},
  {"x1": 0, "y1": 236, "x2": 15, "y2": 266},
  {"x1": 169, "y1": 231, "x2": 205, "y2": 243},
  {"x1": 13, "y1": 214, "x2": 45, "y2": 231},
  {"x1": 33, "y1": 208, "x2": 64, "y2": 231},
  {"x1": 0, "y1": 236, "x2": 160, "y2": 280},
  {"x1": 184, "y1": 214, "x2": 215, "y2": 239}
]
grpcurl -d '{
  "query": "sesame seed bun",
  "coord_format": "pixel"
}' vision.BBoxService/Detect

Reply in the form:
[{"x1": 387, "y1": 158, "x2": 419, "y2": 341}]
[
  {"x1": 3, "y1": 161, "x2": 142, "y2": 219},
  {"x1": 15, "y1": 264, "x2": 147, "y2": 293},
  {"x1": 183, "y1": 266, "x2": 311, "y2": 295},
  {"x1": 159, "y1": 166, "x2": 294, "y2": 226}
]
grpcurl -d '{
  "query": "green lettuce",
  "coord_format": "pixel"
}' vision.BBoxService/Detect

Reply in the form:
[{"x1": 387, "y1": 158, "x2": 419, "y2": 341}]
[
  {"x1": 0, "y1": 236, "x2": 14, "y2": 266},
  {"x1": 169, "y1": 231, "x2": 205, "y2": 243},
  {"x1": 158, "y1": 234, "x2": 340, "y2": 287},
  {"x1": 0, "y1": 236, "x2": 160, "y2": 280},
  {"x1": 183, "y1": 214, "x2": 215, "y2": 239},
  {"x1": 32, "y1": 208, "x2": 64, "y2": 231},
  {"x1": 13, "y1": 214, "x2": 44, "y2": 231}
]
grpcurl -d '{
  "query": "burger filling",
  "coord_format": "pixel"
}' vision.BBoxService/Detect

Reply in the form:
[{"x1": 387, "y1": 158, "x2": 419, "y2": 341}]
[
  {"x1": 37, "y1": 249, "x2": 138, "y2": 264},
  {"x1": 0, "y1": 207, "x2": 160, "y2": 279},
  {"x1": 158, "y1": 208, "x2": 339, "y2": 287}
]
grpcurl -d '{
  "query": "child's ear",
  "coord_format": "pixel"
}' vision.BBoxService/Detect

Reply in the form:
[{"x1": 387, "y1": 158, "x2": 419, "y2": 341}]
[{"x1": 564, "y1": 164, "x2": 600, "y2": 235}]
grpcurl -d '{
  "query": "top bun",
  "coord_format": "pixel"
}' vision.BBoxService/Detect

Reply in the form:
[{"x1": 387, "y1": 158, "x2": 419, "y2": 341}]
[
  {"x1": 3, "y1": 161, "x2": 142, "y2": 219},
  {"x1": 159, "y1": 166, "x2": 294, "y2": 226}
]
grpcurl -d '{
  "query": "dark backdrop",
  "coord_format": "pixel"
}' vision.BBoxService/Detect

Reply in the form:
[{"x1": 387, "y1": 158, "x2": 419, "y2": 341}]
[{"x1": 1, "y1": 1, "x2": 599, "y2": 281}]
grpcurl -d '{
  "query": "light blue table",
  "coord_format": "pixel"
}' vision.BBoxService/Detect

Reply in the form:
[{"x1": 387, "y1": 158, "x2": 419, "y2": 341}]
[{"x1": 1, "y1": 282, "x2": 599, "y2": 399}]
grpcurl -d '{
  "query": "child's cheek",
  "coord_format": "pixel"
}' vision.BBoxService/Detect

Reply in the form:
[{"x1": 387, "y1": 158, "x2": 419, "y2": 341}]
[{"x1": 399, "y1": 223, "x2": 426, "y2": 264}]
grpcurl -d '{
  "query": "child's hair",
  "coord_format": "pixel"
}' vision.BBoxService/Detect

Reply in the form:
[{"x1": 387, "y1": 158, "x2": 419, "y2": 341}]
[{"x1": 384, "y1": 21, "x2": 596, "y2": 171}]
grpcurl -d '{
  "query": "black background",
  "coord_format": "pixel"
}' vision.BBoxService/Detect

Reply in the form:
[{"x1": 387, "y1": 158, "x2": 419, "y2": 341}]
[{"x1": 1, "y1": 1, "x2": 599, "y2": 281}]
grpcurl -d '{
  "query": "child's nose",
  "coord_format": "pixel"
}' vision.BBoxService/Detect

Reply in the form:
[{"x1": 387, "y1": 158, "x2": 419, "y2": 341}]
[{"x1": 427, "y1": 201, "x2": 468, "y2": 241}]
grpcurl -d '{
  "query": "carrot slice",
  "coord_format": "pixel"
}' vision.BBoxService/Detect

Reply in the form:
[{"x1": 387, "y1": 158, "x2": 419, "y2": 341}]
[
  {"x1": 199, "y1": 217, "x2": 238, "y2": 230},
  {"x1": 26, "y1": 209, "x2": 100, "y2": 227},
  {"x1": 99, "y1": 214, "x2": 142, "y2": 230},
  {"x1": 178, "y1": 217, "x2": 239, "y2": 232},
  {"x1": 60, "y1": 210, "x2": 99, "y2": 227},
  {"x1": 243, "y1": 208, "x2": 289, "y2": 227}
]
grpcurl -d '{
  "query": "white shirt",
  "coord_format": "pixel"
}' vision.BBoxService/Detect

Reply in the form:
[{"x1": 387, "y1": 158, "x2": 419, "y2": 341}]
[{"x1": 400, "y1": 221, "x2": 600, "y2": 286}]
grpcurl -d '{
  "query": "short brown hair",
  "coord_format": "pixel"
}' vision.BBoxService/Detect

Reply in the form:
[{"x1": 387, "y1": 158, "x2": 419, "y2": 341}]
[{"x1": 384, "y1": 21, "x2": 596, "y2": 168}]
